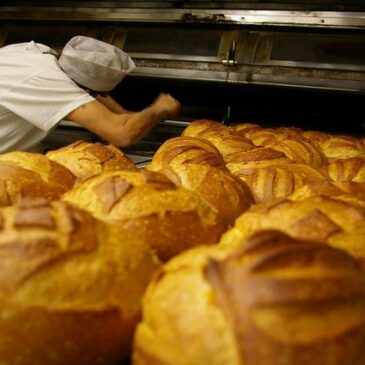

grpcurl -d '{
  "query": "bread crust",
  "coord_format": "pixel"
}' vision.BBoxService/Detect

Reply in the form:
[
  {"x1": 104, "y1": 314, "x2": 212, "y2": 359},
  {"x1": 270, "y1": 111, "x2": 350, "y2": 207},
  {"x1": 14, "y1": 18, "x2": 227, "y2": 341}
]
[
  {"x1": 0, "y1": 199, "x2": 159, "y2": 365},
  {"x1": 133, "y1": 231, "x2": 365, "y2": 365},
  {"x1": 46, "y1": 140, "x2": 137, "y2": 182}
]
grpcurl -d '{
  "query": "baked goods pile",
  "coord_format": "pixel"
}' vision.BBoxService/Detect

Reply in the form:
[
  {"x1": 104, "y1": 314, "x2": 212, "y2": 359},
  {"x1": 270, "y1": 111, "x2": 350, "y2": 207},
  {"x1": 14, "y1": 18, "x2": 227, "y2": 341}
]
[{"x1": 0, "y1": 122, "x2": 364, "y2": 365}]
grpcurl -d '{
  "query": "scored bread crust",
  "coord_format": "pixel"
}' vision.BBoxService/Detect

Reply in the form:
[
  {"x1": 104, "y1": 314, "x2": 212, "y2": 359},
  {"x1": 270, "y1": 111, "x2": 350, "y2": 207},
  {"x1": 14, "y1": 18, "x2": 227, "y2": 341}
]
[
  {"x1": 0, "y1": 198, "x2": 159, "y2": 365},
  {"x1": 46, "y1": 140, "x2": 137, "y2": 182},
  {"x1": 133, "y1": 231, "x2": 365, "y2": 365},
  {"x1": 148, "y1": 136, "x2": 226, "y2": 172},
  {"x1": 182, "y1": 119, "x2": 256, "y2": 157},
  {"x1": 220, "y1": 196, "x2": 365, "y2": 268},
  {"x1": 0, "y1": 152, "x2": 76, "y2": 206},
  {"x1": 62, "y1": 170, "x2": 226, "y2": 261},
  {"x1": 158, "y1": 163, "x2": 254, "y2": 225}
]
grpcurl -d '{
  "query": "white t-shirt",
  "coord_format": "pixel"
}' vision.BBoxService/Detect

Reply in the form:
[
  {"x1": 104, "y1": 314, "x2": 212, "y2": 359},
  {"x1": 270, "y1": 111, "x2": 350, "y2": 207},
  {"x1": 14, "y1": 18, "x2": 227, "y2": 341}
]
[{"x1": 0, "y1": 41, "x2": 95, "y2": 152}]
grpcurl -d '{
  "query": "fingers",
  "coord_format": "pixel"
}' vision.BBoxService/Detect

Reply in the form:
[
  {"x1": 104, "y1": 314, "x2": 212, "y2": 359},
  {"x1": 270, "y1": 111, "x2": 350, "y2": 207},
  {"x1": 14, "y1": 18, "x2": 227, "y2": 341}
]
[{"x1": 153, "y1": 93, "x2": 181, "y2": 118}]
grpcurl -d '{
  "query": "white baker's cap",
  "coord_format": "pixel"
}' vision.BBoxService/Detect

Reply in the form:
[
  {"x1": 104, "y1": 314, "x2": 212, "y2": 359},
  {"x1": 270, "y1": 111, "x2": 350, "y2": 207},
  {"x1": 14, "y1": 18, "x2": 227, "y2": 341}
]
[{"x1": 59, "y1": 35, "x2": 136, "y2": 92}]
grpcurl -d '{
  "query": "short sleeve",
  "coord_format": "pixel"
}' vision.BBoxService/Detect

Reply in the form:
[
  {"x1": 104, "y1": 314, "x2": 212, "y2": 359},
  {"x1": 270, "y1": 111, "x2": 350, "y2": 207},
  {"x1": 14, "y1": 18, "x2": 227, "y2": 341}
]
[{"x1": 0, "y1": 70, "x2": 95, "y2": 132}]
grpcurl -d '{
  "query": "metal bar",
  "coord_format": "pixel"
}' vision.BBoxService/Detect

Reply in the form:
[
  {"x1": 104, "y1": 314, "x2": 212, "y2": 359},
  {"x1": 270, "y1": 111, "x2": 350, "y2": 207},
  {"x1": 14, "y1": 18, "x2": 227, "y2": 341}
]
[
  {"x1": 128, "y1": 53, "x2": 220, "y2": 63},
  {"x1": 0, "y1": 8, "x2": 365, "y2": 29},
  {"x1": 2, "y1": 1, "x2": 364, "y2": 11},
  {"x1": 158, "y1": 119, "x2": 190, "y2": 127},
  {"x1": 228, "y1": 71, "x2": 365, "y2": 92}
]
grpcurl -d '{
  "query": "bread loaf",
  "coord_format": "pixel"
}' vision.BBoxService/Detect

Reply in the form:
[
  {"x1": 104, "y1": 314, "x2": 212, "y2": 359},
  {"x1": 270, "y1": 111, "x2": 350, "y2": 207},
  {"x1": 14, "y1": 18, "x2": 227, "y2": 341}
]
[
  {"x1": 234, "y1": 124, "x2": 302, "y2": 145},
  {"x1": 287, "y1": 180, "x2": 349, "y2": 200},
  {"x1": 225, "y1": 147, "x2": 291, "y2": 178},
  {"x1": 148, "y1": 136, "x2": 226, "y2": 172},
  {"x1": 301, "y1": 130, "x2": 328, "y2": 145},
  {"x1": 158, "y1": 163, "x2": 254, "y2": 225},
  {"x1": 232, "y1": 122, "x2": 261, "y2": 134},
  {"x1": 134, "y1": 230, "x2": 365, "y2": 365},
  {"x1": 220, "y1": 196, "x2": 365, "y2": 268},
  {"x1": 0, "y1": 198, "x2": 159, "y2": 365},
  {"x1": 46, "y1": 140, "x2": 137, "y2": 182},
  {"x1": 62, "y1": 170, "x2": 226, "y2": 261},
  {"x1": 181, "y1": 119, "x2": 226, "y2": 136},
  {"x1": 234, "y1": 126, "x2": 327, "y2": 168},
  {"x1": 301, "y1": 132, "x2": 365, "y2": 159},
  {"x1": 0, "y1": 151, "x2": 75, "y2": 190},
  {"x1": 235, "y1": 126, "x2": 280, "y2": 146},
  {"x1": 183, "y1": 120, "x2": 255, "y2": 157},
  {"x1": 0, "y1": 152, "x2": 76, "y2": 206},
  {"x1": 328, "y1": 157, "x2": 365, "y2": 183},
  {"x1": 236, "y1": 163, "x2": 327, "y2": 203},
  {"x1": 266, "y1": 136, "x2": 327, "y2": 169}
]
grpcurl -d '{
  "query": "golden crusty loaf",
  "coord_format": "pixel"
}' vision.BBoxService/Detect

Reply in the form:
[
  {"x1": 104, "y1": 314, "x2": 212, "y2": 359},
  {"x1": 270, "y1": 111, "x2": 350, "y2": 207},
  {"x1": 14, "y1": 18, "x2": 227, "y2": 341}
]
[
  {"x1": 158, "y1": 163, "x2": 254, "y2": 225},
  {"x1": 0, "y1": 152, "x2": 76, "y2": 206},
  {"x1": 265, "y1": 136, "x2": 327, "y2": 169},
  {"x1": 235, "y1": 163, "x2": 327, "y2": 203},
  {"x1": 234, "y1": 125, "x2": 327, "y2": 169},
  {"x1": 234, "y1": 125, "x2": 279, "y2": 146},
  {"x1": 328, "y1": 157, "x2": 365, "y2": 183},
  {"x1": 46, "y1": 140, "x2": 137, "y2": 182},
  {"x1": 133, "y1": 230, "x2": 365, "y2": 365},
  {"x1": 0, "y1": 198, "x2": 159, "y2": 365},
  {"x1": 181, "y1": 119, "x2": 226, "y2": 136},
  {"x1": 225, "y1": 147, "x2": 291, "y2": 178},
  {"x1": 182, "y1": 120, "x2": 255, "y2": 157},
  {"x1": 302, "y1": 131, "x2": 365, "y2": 159},
  {"x1": 232, "y1": 122, "x2": 261, "y2": 134},
  {"x1": 320, "y1": 135, "x2": 365, "y2": 159},
  {"x1": 148, "y1": 136, "x2": 226, "y2": 172},
  {"x1": 63, "y1": 170, "x2": 226, "y2": 261},
  {"x1": 0, "y1": 151, "x2": 75, "y2": 190},
  {"x1": 287, "y1": 180, "x2": 365, "y2": 208},
  {"x1": 220, "y1": 196, "x2": 365, "y2": 268}
]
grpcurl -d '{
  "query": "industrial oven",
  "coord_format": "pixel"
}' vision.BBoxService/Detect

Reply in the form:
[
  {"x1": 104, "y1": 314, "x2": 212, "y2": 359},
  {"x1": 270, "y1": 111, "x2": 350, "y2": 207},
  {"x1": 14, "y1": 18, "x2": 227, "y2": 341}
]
[{"x1": 0, "y1": 0, "x2": 364, "y2": 167}]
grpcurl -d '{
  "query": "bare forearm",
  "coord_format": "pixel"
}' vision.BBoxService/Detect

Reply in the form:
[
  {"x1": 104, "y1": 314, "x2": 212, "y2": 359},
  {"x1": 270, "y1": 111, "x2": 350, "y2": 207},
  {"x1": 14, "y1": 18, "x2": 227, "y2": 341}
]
[
  {"x1": 67, "y1": 93, "x2": 180, "y2": 148},
  {"x1": 115, "y1": 105, "x2": 162, "y2": 146},
  {"x1": 95, "y1": 94, "x2": 130, "y2": 114}
]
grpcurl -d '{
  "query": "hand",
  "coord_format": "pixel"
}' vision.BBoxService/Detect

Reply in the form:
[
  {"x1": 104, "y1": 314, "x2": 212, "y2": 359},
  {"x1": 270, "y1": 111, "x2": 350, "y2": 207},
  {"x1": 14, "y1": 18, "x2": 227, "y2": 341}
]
[{"x1": 152, "y1": 93, "x2": 181, "y2": 119}]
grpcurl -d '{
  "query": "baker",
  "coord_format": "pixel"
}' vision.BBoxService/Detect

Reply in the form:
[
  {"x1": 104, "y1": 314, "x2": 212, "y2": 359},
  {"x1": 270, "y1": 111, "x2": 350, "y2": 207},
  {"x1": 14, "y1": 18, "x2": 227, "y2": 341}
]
[{"x1": 0, "y1": 35, "x2": 181, "y2": 152}]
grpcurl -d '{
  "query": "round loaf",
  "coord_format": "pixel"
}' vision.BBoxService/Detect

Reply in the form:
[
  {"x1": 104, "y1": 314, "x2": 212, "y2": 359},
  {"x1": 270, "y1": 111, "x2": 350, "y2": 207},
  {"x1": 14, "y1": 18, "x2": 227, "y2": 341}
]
[
  {"x1": 62, "y1": 170, "x2": 226, "y2": 261},
  {"x1": 182, "y1": 119, "x2": 227, "y2": 137},
  {"x1": 0, "y1": 198, "x2": 159, "y2": 365},
  {"x1": 134, "y1": 230, "x2": 365, "y2": 365},
  {"x1": 220, "y1": 196, "x2": 365, "y2": 267},
  {"x1": 237, "y1": 126, "x2": 279, "y2": 146},
  {"x1": 0, "y1": 151, "x2": 75, "y2": 190},
  {"x1": 301, "y1": 130, "x2": 329, "y2": 146},
  {"x1": 267, "y1": 136, "x2": 327, "y2": 169},
  {"x1": 237, "y1": 163, "x2": 327, "y2": 203},
  {"x1": 320, "y1": 135, "x2": 365, "y2": 159},
  {"x1": 328, "y1": 157, "x2": 365, "y2": 183},
  {"x1": 232, "y1": 122, "x2": 261, "y2": 134},
  {"x1": 237, "y1": 127, "x2": 327, "y2": 169},
  {"x1": 301, "y1": 132, "x2": 365, "y2": 159},
  {"x1": 46, "y1": 140, "x2": 137, "y2": 182},
  {"x1": 287, "y1": 180, "x2": 365, "y2": 208},
  {"x1": 225, "y1": 147, "x2": 291, "y2": 178},
  {"x1": 158, "y1": 163, "x2": 254, "y2": 225},
  {"x1": 147, "y1": 136, "x2": 226, "y2": 172},
  {"x1": 0, "y1": 152, "x2": 76, "y2": 206},
  {"x1": 183, "y1": 120, "x2": 255, "y2": 157}
]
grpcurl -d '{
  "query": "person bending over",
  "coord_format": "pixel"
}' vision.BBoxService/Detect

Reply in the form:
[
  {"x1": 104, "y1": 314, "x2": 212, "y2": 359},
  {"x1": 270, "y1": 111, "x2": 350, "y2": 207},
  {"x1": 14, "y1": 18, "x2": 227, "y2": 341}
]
[{"x1": 0, "y1": 35, "x2": 180, "y2": 152}]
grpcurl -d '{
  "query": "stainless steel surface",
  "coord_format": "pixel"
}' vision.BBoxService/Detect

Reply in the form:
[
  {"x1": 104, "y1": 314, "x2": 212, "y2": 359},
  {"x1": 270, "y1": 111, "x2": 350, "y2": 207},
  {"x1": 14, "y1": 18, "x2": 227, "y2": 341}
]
[
  {"x1": 0, "y1": 7, "x2": 365, "y2": 29},
  {"x1": 227, "y1": 70, "x2": 365, "y2": 92},
  {"x1": 131, "y1": 66, "x2": 229, "y2": 82}
]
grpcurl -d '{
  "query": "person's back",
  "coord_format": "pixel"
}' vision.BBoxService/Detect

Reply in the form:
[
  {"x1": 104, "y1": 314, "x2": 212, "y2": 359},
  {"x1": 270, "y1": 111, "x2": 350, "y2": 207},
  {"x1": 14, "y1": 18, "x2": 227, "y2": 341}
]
[{"x1": 0, "y1": 41, "x2": 94, "y2": 152}]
